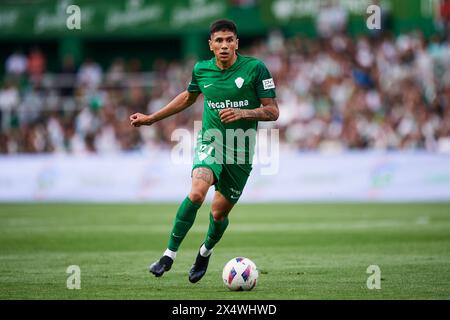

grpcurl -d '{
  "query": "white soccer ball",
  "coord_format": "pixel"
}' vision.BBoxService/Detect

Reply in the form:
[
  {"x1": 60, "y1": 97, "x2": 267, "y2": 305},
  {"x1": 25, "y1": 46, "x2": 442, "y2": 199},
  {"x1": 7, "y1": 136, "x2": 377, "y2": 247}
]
[{"x1": 222, "y1": 257, "x2": 259, "y2": 291}]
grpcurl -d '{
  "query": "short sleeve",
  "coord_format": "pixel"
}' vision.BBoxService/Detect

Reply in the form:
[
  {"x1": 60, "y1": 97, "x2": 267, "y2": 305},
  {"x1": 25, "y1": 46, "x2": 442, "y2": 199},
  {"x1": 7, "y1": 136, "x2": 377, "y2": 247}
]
[
  {"x1": 187, "y1": 63, "x2": 201, "y2": 93},
  {"x1": 254, "y1": 61, "x2": 276, "y2": 98}
]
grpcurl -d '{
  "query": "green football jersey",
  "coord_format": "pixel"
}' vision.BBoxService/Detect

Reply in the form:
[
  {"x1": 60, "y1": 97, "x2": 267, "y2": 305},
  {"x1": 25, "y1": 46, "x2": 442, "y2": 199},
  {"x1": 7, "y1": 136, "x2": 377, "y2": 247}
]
[{"x1": 187, "y1": 53, "x2": 276, "y2": 170}]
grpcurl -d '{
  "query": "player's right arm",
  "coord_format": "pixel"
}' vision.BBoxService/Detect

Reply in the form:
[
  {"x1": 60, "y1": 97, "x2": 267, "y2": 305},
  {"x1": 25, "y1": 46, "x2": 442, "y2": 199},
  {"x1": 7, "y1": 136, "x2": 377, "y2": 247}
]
[{"x1": 130, "y1": 90, "x2": 200, "y2": 127}]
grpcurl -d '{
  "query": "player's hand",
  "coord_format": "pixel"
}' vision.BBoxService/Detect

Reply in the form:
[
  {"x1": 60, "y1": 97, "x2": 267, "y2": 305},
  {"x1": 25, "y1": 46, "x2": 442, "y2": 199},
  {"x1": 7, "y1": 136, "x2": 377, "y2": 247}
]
[
  {"x1": 219, "y1": 108, "x2": 245, "y2": 124},
  {"x1": 129, "y1": 113, "x2": 153, "y2": 127}
]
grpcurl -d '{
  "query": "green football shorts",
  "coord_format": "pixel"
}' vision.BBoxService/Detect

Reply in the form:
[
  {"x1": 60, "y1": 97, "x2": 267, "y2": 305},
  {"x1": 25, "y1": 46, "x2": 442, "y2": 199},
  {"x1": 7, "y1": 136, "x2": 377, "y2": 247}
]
[{"x1": 192, "y1": 138, "x2": 251, "y2": 204}]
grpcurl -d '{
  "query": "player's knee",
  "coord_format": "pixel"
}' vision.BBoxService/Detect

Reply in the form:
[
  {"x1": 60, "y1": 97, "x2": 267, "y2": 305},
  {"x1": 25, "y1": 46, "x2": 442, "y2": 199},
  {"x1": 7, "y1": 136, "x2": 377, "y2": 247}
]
[
  {"x1": 189, "y1": 190, "x2": 206, "y2": 204},
  {"x1": 211, "y1": 210, "x2": 227, "y2": 221}
]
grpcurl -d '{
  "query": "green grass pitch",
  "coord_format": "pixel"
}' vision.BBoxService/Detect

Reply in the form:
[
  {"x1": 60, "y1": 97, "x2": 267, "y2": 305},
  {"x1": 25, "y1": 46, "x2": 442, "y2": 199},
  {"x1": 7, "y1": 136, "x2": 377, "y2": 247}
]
[{"x1": 0, "y1": 202, "x2": 449, "y2": 299}]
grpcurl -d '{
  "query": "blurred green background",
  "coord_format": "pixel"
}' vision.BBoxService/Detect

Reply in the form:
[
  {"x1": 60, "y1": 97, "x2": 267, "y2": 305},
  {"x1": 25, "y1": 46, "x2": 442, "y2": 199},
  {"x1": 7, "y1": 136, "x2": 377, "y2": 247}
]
[{"x1": 0, "y1": 0, "x2": 441, "y2": 72}]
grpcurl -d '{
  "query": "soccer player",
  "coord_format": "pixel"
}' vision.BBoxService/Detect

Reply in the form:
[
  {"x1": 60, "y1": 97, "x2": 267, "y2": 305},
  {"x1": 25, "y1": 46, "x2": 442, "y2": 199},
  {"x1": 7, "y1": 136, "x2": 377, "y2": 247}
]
[{"x1": 129, "y1": 19, "x2": 278, "y2": 283}]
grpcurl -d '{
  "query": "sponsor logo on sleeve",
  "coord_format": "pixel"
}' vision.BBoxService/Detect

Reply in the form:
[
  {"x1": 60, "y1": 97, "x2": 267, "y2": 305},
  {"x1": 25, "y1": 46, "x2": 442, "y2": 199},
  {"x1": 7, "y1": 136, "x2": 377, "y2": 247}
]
[{"x1": 262, "y1": 78, "x2": 275, "y2": 90}]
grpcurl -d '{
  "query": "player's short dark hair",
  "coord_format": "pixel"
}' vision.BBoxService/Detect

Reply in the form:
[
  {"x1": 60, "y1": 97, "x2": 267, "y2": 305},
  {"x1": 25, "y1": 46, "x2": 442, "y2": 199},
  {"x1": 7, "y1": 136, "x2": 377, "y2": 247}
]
[{"x1": 210, "y1": 19, "x2": 238, "y2": 37}]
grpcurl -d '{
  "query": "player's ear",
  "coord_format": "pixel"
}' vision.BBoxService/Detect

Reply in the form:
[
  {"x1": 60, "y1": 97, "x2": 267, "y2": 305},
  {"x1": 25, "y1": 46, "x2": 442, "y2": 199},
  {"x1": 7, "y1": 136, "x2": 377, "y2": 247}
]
[
  {"x1": 236, "y1": 38, "x2": 239, "y2": 50},
  {"x1": 208, "y1": 39, "x2": 213, "y2": 51}
]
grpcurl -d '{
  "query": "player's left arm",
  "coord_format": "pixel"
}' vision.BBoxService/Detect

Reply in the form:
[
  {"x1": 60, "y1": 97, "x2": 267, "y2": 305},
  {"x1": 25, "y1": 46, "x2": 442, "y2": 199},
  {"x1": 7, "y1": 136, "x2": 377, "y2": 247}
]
[{"x1": 219, "y1": 98, "x2": 279, "y2": 123}]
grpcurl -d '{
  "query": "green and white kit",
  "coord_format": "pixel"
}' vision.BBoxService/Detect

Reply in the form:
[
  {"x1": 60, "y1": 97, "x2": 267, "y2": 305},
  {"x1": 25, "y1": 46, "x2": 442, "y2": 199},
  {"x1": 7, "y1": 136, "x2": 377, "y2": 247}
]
[{"x1": 187, "y1": 53, "x2": 276, "y2": 203}]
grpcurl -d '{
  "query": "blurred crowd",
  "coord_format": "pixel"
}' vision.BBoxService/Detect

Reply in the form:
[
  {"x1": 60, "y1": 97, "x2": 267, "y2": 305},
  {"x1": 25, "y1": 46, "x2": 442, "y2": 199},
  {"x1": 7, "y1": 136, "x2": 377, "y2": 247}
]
[
  {"x1": 1, "y1": 29, "x2": 450, "y2": 154},
  {"x1": 254, "y1": 30, "x2": 450, "y2": 153}
]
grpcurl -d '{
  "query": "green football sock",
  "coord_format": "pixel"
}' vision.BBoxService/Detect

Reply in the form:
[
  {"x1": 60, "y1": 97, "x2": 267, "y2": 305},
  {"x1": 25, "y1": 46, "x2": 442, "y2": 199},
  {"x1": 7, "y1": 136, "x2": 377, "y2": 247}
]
[
  {"x1": 167, "y1": 196, "x2": 201, "y2": 251},
  {"x1": 204, "y1": 212, "x2": 229, "y2": 250}
]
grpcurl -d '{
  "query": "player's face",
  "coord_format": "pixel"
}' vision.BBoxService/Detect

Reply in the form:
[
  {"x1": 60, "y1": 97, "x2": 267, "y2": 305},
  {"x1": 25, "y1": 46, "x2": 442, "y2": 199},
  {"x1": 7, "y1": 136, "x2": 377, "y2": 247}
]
[{"x1": 209, "y1": 31, "x2": 239, "y2": 65}]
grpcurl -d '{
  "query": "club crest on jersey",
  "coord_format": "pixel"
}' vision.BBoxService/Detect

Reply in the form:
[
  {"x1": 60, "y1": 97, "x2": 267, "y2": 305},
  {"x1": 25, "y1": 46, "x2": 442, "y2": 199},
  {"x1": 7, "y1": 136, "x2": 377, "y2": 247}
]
[{"x1": 235, "y1": 77, "x2": 244, "y2": 88}]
